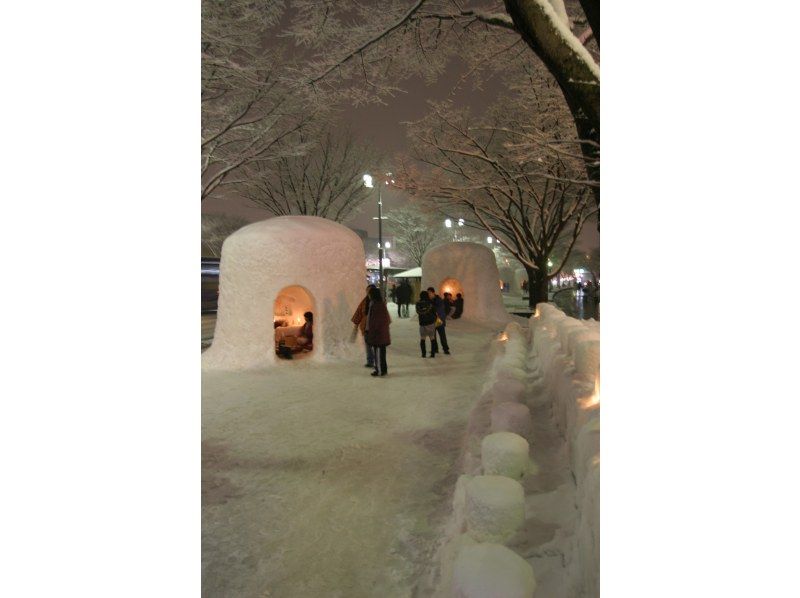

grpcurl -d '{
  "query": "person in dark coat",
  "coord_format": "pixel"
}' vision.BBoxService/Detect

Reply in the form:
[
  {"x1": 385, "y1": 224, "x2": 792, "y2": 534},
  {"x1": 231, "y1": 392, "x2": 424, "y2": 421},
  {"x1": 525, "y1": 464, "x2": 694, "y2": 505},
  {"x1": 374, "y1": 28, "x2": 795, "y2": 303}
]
[
  {"x1": 427, "y1": 287, "x2": 451, "y2": 355},
  {"x1": 443, "y1": 292, "x2": 455, "y2": 317},
  {"x1": 395, "y1": 280, "x2": 412, "y2": 318},
  {"x1": 365, "y1": 286, "x2": 391, "y2": 376},
  {"x1": 415, "y1": 290, "x2": 438, "y2": 358},
  {"x1": 351, "y1": 285, "x2": 376, "y2": 368},
  {"x1": 452, "y1": 293, "x2": 464, "y2": 319},
  {"x1": 296, "y1": 311, "x2": 313, "y2": 351}
]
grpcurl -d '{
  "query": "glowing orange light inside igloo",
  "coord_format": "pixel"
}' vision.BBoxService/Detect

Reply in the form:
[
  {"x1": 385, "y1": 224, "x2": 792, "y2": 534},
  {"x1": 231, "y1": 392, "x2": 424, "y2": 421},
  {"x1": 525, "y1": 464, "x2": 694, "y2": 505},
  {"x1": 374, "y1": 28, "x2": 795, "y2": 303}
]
[
  {"x1": 273, "y1": 285, "x2": 315, "y2": 327},
  {"x1": 580, "y1": 376, "x2": 600, "y2": 410},
  {"x1": 439, "y1": 277, "x2": 463, "y2": 298}
]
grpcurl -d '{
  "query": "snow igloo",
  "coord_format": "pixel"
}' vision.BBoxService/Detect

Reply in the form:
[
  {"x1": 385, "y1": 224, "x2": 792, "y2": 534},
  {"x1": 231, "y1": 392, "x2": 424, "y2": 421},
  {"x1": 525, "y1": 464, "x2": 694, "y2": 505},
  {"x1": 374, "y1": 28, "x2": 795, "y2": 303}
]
[
  {"x1": 421, "y1": 242, "x2": 508, "y2": 323},
  {"x1": 202, "y1": 216, "x2": 365, "y2": 370}
]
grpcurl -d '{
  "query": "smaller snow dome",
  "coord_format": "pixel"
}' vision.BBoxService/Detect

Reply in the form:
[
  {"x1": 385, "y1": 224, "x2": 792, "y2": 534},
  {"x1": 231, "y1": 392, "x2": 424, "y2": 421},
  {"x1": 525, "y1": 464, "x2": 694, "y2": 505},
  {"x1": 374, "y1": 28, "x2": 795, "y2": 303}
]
[
  {"x1": 203, "y1": 216, "x2": 365, "y2": 370},
  {"x1": 422, "y1": 242, "x2": 508, "y2": 323}
]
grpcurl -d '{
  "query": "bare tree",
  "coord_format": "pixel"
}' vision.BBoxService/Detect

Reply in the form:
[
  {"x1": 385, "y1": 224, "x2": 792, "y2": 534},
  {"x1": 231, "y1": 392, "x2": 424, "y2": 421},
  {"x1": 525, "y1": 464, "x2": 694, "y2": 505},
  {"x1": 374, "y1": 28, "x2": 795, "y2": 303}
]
[
  {"x1": 201, "y1": 213, "x2": 251, "y2": 257},
  {"x1": 235, "y1": 128, "x2": 381, "y2": 222},
  {"x1": 202, "y1": 0, "x2": 318, "y2": 201},
  {"x1": 285, "y1": 0, "x2": 600, "y2": 204},
  {"x1": 400, "y1": 84, "x2": 597, "y2": 306},
  {"x1": 385, "y1": 206, "x2": 451, "y2": 267}
]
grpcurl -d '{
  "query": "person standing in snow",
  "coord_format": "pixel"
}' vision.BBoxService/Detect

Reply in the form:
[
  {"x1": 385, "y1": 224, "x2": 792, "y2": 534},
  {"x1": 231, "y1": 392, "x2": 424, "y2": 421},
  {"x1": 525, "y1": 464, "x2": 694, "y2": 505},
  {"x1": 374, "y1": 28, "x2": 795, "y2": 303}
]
[
  {"x1": 351, "y1": 284, "x2": 377, "y2": 368},
  {"x1": 415, "y1": 290, "x2": 438, "y2": 358},
  {"x1": 427, "y1": 287, "x2": 451, "y2": 355},
  {"x1": 395, "y1": 279, "x2": 413, "y2": 318},
  {"x1": 365, "y1": 286, "x2": 391, "y2": 376}
]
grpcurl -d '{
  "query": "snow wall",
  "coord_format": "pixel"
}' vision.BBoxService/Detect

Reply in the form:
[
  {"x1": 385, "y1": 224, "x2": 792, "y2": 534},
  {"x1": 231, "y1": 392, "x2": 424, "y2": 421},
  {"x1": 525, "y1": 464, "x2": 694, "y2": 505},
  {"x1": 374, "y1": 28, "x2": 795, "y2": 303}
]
[
  {"x1": 530, "y1": 304, "x2": 599, "y2": 596},
  {"x1": 202, "y1": 216, "x2": 365, "y2": 370},
  {"x1": 422, "y1": 242, "x2": 508, "y2": 324},
  {"x1": 426, "y1": 307, "x2": 599, "y2": 597}
]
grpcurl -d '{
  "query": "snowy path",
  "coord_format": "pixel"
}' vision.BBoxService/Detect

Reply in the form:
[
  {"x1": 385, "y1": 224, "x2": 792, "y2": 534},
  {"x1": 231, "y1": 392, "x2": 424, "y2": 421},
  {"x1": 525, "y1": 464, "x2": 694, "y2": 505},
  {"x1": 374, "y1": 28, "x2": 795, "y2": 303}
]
[{"x1": 202, "y1": 315, "x2": 505, "y2": 598}]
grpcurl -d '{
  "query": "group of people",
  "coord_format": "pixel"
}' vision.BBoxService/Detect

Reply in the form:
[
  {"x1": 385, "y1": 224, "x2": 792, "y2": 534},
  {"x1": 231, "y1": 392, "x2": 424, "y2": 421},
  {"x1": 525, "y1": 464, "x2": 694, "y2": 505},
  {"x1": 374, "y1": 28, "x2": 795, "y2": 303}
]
[{"x1": 350, "y1": 284, "x2": 464, "y2": 377}]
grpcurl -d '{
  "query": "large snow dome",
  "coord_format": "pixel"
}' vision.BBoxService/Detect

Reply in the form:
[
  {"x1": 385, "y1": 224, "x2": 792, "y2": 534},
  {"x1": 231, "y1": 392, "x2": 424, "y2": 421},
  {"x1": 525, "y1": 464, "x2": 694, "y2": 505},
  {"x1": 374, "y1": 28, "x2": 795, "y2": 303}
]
[
  {"x1": 421, "y1": 242, "x2": 508, "y2": 323},
  {"x1": 203, "y1": 216, "x2": 365, "y2": 370}
]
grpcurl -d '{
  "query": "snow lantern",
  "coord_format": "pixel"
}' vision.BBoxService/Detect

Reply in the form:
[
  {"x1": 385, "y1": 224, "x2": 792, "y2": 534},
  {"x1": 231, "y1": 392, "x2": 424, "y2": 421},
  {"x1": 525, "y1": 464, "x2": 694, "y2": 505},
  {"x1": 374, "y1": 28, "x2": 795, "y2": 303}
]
[
  {"x1": 202, "y1": 216, "x2": 365, "y2": 370},
  {"x1": 422, "y1": 242, "x2": 508, "y2": 323}
]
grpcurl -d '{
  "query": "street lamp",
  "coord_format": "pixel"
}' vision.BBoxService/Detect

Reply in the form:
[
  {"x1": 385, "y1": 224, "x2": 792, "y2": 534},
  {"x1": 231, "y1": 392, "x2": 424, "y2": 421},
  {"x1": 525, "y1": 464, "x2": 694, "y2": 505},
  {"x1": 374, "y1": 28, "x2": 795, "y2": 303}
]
[
  {"x1": 486, "y1": 236, "x2": 493, "y2": 244},
  {"x1": 445, "y1": 218, "x2": 452, "y2": 228},
  {"x1": 365, "y1": 172, "x2": 390, "y2": 297}
]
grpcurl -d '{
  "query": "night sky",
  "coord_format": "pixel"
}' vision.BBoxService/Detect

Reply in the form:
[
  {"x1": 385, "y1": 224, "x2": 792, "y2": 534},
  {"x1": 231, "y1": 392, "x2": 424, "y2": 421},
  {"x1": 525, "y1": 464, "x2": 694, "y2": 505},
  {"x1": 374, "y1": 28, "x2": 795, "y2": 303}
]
[{"x1": 201, "y1": 58, "x2": 599, "y2": 251}]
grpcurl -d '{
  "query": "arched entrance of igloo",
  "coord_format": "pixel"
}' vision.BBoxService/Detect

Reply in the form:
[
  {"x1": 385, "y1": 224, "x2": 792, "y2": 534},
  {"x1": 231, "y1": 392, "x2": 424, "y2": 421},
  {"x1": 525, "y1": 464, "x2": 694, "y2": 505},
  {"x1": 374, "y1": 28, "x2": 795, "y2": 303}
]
[
  {"x1": 273, "y1": 285, "x2": 316, "y2": 358},
  {"x1": 439, "y1": 277, "x2": 464, "y2": 298}
]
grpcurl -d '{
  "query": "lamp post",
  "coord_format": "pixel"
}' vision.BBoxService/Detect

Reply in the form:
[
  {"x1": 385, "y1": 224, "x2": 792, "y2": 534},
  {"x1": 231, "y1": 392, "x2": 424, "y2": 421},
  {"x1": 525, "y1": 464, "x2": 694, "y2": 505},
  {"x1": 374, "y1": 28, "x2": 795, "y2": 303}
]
[{"x1": 364, "y1": 173, "x2": 392, "y2": 297}]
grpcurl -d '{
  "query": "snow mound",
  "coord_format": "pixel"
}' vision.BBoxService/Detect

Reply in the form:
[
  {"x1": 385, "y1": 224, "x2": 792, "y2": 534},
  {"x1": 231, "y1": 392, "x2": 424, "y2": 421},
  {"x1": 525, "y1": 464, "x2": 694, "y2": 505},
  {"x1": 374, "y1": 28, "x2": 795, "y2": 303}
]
[
  {"x1": 202, "y1": 216, "x2": 365, "y2": 370},
  {"x1": 491, "y1": 402, "x2": 533, "y2": 439},
  {"x1": 557, "y1": 318, "x2": 586, "y2": 352},
  {"x1": 486, "y1": 378, "x2": 526, "y2": 405},
  {"x1": 574, "y1": 338, "x2": 600, "y2": 381},
  {"x1": 422, "y1": 242, "x2": 509, "y2": 324},
  {"x1": 465, "y1": 475, "x2": 525, "y2": 543},
  {"x1": 453, "y1": 543, "x2": 536, "y2": 598},
  {"x1": 536, "y1": 302, "x2": 566, "y2": 323},
  {"x1": 481, "y1": 432, "x2": 530, "y2": 479}
]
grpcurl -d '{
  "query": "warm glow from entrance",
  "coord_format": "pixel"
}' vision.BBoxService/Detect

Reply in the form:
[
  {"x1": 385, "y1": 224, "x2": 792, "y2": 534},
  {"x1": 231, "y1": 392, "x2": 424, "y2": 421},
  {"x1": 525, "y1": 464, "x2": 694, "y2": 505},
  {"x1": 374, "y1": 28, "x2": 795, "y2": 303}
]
[
  {"x1": 580, "y1": 376, "x2": 600, "y2": 410},
  {"x1": 439, "y1": 277, "x2": 463, "y2": 298}
]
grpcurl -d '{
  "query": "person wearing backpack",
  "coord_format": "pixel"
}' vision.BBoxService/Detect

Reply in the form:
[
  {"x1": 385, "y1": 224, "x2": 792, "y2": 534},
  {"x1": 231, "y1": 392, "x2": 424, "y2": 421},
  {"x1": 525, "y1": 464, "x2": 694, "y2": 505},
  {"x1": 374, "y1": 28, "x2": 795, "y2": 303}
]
[
  {"x1": 427, "y1": 287, "x2": 451, "y2": 355},
  {"x1": 415, "y1": 291, "x2": 438, "y2": 358}
]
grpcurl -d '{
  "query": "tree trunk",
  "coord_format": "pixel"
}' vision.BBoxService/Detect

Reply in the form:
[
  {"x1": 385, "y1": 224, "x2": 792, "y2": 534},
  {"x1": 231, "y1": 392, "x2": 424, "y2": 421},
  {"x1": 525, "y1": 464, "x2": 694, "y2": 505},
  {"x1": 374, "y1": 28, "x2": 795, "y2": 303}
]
[
  {"x1": 502, "y1": 0, "x2": 600, "y2": 209},
  {"x1": 577, "y1": 0, "x2": 600, "y2": 46},
  {"x1": 526, "y1": 265, "x2": 550, "y2": 308}
]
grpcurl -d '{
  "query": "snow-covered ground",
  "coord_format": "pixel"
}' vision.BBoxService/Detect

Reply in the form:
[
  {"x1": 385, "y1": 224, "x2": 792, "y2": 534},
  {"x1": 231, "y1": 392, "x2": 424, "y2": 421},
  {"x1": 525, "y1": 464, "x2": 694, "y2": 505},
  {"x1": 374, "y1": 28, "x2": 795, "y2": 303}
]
[
  {"x1": 202, "y1": 314, "x2": 507, "y2": 597},
  {"x1": 202, "y1": 303, "x2": 599, "y2": 597}
]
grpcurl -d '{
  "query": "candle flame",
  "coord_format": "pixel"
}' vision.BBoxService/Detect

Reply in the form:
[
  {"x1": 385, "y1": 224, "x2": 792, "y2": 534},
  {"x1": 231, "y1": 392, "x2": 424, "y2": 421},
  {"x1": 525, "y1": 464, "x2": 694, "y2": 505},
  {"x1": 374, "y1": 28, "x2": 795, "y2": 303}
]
[
  {"x1": 580, "y1": 376, "x2": 600, "y2": 410},
  {"x1": 498, "y1": 332, "x2": 508, "y2": 342}
]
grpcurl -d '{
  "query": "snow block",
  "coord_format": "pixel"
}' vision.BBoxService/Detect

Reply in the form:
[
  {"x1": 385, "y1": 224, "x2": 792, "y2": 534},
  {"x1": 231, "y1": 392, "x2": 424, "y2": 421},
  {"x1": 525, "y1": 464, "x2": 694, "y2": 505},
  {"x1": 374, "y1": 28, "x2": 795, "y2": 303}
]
[
  {"x1": 453, "y1": 543, "x2": 536, "y2": 598},
  {"x1": 464, "y1": 475, "x2": 526, "y2": 543},
  {"x1": 491, "y1": 402, "x2": 533, "y2": 439},
  {"x1": 566, "y1": 328, "x2": 598, "y2": 359},
  {"x1": 488, "y1": 378, "x2": 526, "y2": 404},
  {"x1": 500, "y1": 352, "x2": 527, "y2": 371},
  {"x1": 493, "y1": 362, "x2": 528, "y2": 383},
  {"x1": 481, "y1": 432, "x2": 530, "y2": 479},
  {"x1": 504, "y1": 321, "x2": 524, "y2": 339},
  {"x1": 557, "y1": 318, "x2": 585, "y2": 352},
  {"x1": 574, "y1": 339, "x2": 600, "y2": 381},
  {"x1": 537, "y1": 302, "x2": 564, "y2": 322}
]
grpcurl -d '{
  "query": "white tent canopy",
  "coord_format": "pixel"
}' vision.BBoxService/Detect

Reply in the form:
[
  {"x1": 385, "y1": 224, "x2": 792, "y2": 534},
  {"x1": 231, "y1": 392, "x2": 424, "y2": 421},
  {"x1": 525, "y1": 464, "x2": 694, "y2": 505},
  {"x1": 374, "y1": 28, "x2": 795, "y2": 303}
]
[{"x1": 393, "y1": 267, "x2": 421, "y2": 278}]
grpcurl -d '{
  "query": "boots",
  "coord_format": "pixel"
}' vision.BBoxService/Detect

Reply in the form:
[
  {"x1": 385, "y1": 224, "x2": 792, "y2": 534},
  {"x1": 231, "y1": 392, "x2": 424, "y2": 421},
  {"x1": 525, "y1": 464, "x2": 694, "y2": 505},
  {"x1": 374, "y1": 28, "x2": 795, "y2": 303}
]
[
  {"x1": 420, "y1": 339, "x2": 427, "y2": 358},
  {"x1": 430, "y1": 339, "x2": 438, "y2": 358}
]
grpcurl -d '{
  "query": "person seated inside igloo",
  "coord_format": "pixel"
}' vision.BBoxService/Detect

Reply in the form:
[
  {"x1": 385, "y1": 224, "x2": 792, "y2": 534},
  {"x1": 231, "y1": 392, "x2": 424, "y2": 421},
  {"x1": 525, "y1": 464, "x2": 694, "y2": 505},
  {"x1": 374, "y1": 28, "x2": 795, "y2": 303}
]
[
  {"x1": 295, "y1": 311, "x2": 313, "y2": 351},
  {"x1": 276, "y1": 311, "x2": 314, "y2": 359}
]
